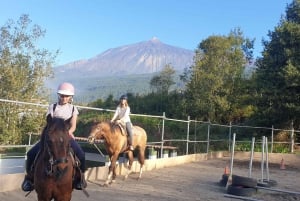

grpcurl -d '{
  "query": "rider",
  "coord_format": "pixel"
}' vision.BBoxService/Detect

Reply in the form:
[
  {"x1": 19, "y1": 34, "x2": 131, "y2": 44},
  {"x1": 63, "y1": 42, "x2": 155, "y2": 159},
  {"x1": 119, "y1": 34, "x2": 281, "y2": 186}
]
[
  {"x1": 21, "y1": 82, "x2": 87, "y2": 191},
  {"x1": 110, "y1": 94, "x2": 134, "y2": 151}
]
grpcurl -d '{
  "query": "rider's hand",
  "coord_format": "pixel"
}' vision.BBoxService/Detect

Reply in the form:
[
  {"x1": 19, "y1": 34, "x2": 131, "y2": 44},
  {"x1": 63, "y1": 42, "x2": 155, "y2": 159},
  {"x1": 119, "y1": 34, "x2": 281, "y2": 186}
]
[{"x1": 69, "y1": 132, "x2": 75, "y2": 139}]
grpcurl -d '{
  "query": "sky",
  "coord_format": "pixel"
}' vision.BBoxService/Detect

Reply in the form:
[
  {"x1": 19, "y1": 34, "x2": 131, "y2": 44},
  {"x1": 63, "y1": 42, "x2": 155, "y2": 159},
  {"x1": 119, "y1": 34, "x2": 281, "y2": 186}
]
[{"x1": 0, "y1": 0, "x2": 293, "y2": 66}]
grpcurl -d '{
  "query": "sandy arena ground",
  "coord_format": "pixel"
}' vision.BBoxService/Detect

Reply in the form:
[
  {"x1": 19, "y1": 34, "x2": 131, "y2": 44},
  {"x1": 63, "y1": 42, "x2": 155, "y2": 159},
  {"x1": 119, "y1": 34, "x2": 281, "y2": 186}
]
[{"x1": 0, "y1": 155, "x2": 300, "y2": 201}]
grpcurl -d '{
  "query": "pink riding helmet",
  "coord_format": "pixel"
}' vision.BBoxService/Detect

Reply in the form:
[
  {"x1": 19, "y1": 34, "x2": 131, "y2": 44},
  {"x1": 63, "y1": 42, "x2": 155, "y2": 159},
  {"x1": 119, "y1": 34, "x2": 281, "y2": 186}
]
[{"x1": 57, "y1": 82, "x2": 75, "y2": 96}]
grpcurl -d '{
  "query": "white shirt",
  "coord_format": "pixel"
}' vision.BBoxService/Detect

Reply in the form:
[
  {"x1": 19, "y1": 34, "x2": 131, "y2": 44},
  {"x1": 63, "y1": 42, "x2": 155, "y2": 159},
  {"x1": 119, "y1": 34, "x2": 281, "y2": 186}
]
[
  {"x1": 112, "y1": 106, "x2": 131, "y2": 123},
  {"x1": 46, "y1": 103, "x2": 79, "y2": 120}
]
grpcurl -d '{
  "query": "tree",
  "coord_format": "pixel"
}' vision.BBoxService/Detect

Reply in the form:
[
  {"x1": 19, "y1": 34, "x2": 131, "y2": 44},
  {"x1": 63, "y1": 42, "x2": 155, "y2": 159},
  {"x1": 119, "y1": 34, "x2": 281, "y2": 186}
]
[
  {"x1": 252, "y1": 0, "x2": 300, "y2": 129},
  {"x1": 150, "y1": 64, "x2": 176, "y2": 94},
  {"x1": 0, "y1": 15, "x2": 57, "y2": 144},
  {"x1": 185, "y1": 28, "x2": 254, "y2": 123}
]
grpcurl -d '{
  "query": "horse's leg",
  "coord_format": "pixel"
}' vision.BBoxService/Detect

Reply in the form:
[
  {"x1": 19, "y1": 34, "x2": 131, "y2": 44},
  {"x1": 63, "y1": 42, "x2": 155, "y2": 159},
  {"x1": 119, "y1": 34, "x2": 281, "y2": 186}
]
[
  {"x1": 112, "y1": 156, "x2": 120, "y2": 183},
  {"x1": 137, "y1": 146, "x2": 146, "y2": 179},
  {"x1": 56, "y1": 189, "x2": 72, "y2": 201},
  {"x1": 105, "y1": 154, "x2": 118, "y2": 186},
  {"x1": 61, "y1": 194, "x2": 72, "y2": 201},
  {"x1": 37, "y1": 194, "x2": 51, "y2": 201},
  {"x1": 124, "y1": 151, "x2": 133, "y2": 180},
  {"x1": 105, "y1": 165, "x2": 113, "y2": 186}
]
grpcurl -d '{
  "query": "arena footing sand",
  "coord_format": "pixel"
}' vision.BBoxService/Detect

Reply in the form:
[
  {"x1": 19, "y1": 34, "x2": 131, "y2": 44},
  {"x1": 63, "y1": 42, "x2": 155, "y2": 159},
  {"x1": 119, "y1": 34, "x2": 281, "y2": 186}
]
[{"x1": 1, "y1": 154, "x2": 300, "y2": 201}]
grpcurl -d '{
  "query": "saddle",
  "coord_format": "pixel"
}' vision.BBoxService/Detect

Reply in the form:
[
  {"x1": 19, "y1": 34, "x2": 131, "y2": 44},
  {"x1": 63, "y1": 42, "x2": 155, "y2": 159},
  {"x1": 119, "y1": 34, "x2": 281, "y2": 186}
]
[
  {"x1": 113, "y1": 121, "x2": 133, "y2": 150},
  {"x1": 115, "y1": 122, "x2": 127, "y2": 136},
  {"x1": 114, "y1": 121, "x2": 134, "y2": 136}
]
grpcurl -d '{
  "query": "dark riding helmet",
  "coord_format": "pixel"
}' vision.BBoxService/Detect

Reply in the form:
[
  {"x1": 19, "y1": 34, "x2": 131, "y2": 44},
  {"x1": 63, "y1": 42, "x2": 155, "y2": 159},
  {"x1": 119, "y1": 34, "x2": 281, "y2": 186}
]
[{"x1": 120, "y1": 94, "x2": 128, "y2": 100}]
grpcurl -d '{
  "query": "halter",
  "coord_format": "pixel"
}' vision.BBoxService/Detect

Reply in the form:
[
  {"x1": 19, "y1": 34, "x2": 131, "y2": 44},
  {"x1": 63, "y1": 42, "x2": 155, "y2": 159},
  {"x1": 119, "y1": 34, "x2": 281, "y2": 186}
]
[{"x1": 43, "y1": 126, "x2": 70, "y2": 178}]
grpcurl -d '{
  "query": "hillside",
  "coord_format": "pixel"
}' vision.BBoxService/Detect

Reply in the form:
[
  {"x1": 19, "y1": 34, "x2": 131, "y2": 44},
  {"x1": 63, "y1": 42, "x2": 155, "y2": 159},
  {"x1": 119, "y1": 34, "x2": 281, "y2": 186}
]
[
  {"x1": 46, "y1": 72, "x2": 185, "y2": 103},
  {"x1": 46, "y1": 38, "x2": 194, "y2": 103},
  {"x1": 54, "y1": 37, "x2": 194, "y2": 77}
]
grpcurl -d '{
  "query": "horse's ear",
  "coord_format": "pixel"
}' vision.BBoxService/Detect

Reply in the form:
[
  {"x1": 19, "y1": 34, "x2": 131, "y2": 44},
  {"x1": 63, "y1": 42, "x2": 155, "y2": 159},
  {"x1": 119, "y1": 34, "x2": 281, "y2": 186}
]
[{"x1": 46, "y1": 114, "x2": 52, "y2": 124}]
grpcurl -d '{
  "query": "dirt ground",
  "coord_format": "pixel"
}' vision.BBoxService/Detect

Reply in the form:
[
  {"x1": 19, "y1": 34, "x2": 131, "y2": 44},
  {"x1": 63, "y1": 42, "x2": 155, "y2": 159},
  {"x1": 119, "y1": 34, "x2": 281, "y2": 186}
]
[{"x1": 1, "y1": 156, "x2": 300, "y2": 201}]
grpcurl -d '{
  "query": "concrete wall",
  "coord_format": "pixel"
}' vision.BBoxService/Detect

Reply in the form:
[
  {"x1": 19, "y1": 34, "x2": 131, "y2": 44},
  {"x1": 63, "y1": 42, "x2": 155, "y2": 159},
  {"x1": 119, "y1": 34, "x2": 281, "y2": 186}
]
[
  {"x1": 0, "y1": 152, "x2": 224, "y2": 192},
  {"x1": 2, "y1": 151, "x2": 299, "y2": 192}
]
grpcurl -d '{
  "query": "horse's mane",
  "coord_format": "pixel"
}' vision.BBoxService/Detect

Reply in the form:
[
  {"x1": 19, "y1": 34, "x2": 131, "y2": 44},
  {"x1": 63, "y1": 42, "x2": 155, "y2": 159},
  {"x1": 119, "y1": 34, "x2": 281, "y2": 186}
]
[{"x1": 105, "y1": 120, "x2": 119, "y2": 134}]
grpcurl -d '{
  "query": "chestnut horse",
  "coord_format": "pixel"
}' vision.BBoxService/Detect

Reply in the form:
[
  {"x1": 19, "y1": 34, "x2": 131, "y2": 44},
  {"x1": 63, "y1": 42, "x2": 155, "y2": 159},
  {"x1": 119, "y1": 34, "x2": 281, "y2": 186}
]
[
  {"x1": 34, "y1": 115, "x2": 75, "y2": 201},
  {"x1": 88, "y1": 120, "x2": 147, "y2": 185}
]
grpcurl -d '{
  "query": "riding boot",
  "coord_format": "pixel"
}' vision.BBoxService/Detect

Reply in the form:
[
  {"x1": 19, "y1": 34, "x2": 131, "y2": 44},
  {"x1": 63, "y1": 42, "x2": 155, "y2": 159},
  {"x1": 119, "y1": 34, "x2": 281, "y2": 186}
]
[
  {"x1": 80, "y1": 171, "x2": 87, "y2": 189},
  {"x1": 74, "y1": 159, "x2": 87, "y2": 190},
  {"x1": 21, "y1": 159, "x2": 34, "y2": 191}
]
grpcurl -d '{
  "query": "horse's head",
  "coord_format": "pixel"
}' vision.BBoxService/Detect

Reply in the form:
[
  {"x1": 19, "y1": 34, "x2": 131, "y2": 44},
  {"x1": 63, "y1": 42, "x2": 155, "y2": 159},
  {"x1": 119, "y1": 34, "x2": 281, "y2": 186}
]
[
  {"x1": 88, "y1": 121, "x2": 111, "y2": 143},
  {"x1": 43, "y1": 115, "x2": 71, "y2": 176}
]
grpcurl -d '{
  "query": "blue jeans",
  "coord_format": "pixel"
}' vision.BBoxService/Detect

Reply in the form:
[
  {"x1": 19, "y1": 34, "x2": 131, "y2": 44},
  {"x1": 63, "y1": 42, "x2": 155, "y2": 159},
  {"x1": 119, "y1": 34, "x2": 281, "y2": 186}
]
[
  {"x1": 126, "y1": 122, "x2": 133, "y2": 145},
  {"x1": 70, "y1": 138, "x2": 85, "y2": 171}
]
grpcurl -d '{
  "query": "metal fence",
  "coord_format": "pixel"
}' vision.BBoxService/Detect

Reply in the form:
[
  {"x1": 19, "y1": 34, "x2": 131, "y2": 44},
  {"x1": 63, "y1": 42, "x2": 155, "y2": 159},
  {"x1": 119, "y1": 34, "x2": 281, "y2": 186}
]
[{"x1": 0, "y1": 98, "x2": 300, "y2": 159}]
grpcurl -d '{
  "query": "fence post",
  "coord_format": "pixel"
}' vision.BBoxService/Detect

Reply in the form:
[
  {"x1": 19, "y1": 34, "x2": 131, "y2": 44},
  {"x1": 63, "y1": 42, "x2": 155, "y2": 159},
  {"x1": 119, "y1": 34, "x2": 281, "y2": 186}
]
[
  {"x1": 291, "y1": 121, "x2": 294, "y2": 153},
  {"x1": 28, "y1": 133, "x2": 32, "y2": 146},
  {"x1": 206, "y1": 121, "x2": 211, "y2": 154},
  {"x1": 271, "y1": 125, "x2": 274, "y2": 153},
  {"x1": 261, "y1": 136, "x2": 265, "y2": 181},
  {"x1": 228, "y1": 121, "x2": 232, "y2": 153},
  {"x1": 186, "y1": 116, "x2": 190, "y2": 155},
  {"x1": 161, "y1": 112, "x2": 165, "y2": 158},
  {"x1": 194, "y1": 119, "x2": 197, "y2": 154}
]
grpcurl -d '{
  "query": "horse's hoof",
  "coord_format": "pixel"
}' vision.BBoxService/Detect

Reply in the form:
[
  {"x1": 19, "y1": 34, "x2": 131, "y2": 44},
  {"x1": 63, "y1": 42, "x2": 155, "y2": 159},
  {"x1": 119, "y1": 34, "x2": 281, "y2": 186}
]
[{"x1": 102, "y1": 183, "x2": 109, "y2": 187}]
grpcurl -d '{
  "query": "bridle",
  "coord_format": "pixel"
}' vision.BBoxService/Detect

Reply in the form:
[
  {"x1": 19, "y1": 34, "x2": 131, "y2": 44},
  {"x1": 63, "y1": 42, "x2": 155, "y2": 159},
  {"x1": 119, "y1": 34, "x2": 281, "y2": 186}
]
[{"x1": 43, "y1": 126, "x2": 70, "y2": 178}]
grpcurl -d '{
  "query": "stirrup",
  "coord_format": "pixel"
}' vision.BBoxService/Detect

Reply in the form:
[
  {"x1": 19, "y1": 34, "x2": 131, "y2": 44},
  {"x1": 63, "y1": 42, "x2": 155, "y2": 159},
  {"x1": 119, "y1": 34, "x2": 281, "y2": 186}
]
[
  {"x1": 74, "y1": 178, "x2": 87, "y2": 190},
  {"x1": 22, "y1": 179, "x2": 34, "y2": 192}
]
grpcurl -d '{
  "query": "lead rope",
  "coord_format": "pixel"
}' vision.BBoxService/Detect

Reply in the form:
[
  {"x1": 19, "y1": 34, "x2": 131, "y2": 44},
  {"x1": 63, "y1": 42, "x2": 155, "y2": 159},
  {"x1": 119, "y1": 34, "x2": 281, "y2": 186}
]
[{"x1": 92, "y1": 143, "x2": 105, "y2": 158}]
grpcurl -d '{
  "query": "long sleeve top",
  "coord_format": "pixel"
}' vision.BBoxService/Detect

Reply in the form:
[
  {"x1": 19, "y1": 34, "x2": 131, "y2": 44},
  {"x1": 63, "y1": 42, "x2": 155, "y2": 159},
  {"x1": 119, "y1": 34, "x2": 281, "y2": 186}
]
[{"x1": 111, "y1": 106, "x2": 131, "y2": 123}]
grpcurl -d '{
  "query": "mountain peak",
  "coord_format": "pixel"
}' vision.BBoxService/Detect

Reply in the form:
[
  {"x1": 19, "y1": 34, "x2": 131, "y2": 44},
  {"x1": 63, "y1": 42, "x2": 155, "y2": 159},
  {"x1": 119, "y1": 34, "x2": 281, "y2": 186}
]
[
  {"x1": 150, "y1": 37, "x2": 161, "y2": 43},
  {"x1": 54, "y1": 39, "x2": 194, "y2": 77}
]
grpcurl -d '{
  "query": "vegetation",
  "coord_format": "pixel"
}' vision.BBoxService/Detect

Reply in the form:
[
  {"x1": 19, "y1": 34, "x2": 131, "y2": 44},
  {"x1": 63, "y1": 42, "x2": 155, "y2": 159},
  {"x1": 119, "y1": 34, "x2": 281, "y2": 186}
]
[
  {"x1": 1, "y1": 1, "x2": 300, "y2": 152},
  {"x1": 251, "y1": 0, "x2": 300, "y2": 131},
  {"x1": 0, "y1": 14, "x2": 57, "y2": 144},
  {"x1": 150, "y1": 64, "x2": 176, "y2": 94},
  {"x1": 184, "y1": 28, "x2": 254, "y2": 124}
]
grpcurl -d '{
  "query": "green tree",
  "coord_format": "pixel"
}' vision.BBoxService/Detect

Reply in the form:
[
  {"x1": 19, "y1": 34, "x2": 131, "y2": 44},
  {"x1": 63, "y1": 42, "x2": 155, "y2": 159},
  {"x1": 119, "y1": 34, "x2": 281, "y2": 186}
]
[
  {"x1": 252, "y1": 0, "x2": 300, "y2": 129},
  {"x1": 150, "y1": 64, "x2": 176, "y2": 94},
  {"x1": 0, "y1": 15, "x2": 57, "y2": 144},
  {"x1": 185, "y1": 28, "x2": 254, "y2": 123}
]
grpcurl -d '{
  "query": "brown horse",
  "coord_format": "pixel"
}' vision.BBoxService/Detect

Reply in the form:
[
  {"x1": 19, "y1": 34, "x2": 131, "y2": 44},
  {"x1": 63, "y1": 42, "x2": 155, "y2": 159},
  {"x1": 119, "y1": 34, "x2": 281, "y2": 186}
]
[
  {"x1": 88, "y1": 120, "x2": 147, "y2": 185},
  {"x1": 34, "y1": 115, "x2": 75, "y2": 201}
]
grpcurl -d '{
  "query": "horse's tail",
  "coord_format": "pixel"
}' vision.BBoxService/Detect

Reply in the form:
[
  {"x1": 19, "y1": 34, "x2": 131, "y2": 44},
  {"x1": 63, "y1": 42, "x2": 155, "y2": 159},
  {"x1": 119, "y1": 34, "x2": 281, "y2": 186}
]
[{"x1": 136, "y1": 127, "x2": 147, "y2": 166}]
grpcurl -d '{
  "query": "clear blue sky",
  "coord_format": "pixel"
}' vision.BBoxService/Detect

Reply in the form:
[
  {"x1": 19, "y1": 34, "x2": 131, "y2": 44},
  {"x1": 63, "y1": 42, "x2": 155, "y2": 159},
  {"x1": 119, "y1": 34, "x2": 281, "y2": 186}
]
[{"x1": 0, "y1": 0, "x2": 292, "y2": 66}]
